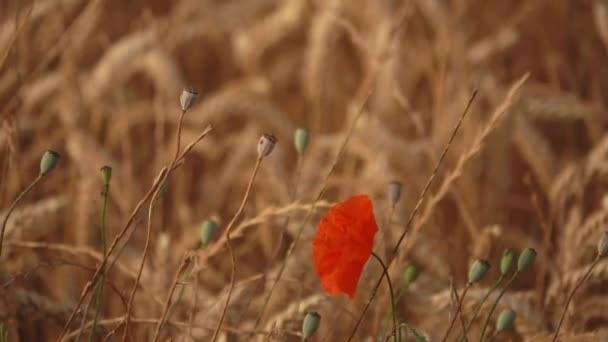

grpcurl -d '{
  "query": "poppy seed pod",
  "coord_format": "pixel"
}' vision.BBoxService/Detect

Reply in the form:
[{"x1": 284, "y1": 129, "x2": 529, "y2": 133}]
[
  {"x1": 468, "y1": 259, "x2": 490, "y2": 284},
  {"x1": 500, "y1": 249, "x2": 516, "y2": 275},
  {"x1": 598, "y1": 231, "x2": 608, "y2": 257},
  {"x1": 302, "y1": 311, "x2": 321, "y2": 340},
  {"x1": 200, "y1": 219, "x2": 219, "y2": 246},
  {"x1": 387, "y1": 181, "x2": 402, "y2": 207},
  {"x1": 180, "y1": 87, "x2": 199, "y2": 111},
  {"x1": 40, "y1": 150, "x2": 60, "y2": 175},
  {"x1": 496, "y1": 309, "x2": 516, "y2": 332},
  {"x1": 404, "y1": 264, "x2": 420, "y2": 285},
  {"x1": 294, "y1": 128, "x2": 311, "y2": 155},
  {"x1": 100, "y1": 166, "x2": 112, "y2": 185},
  {"x1": 257, "y1": 133, "x2": 277, "y2": 159},
  {"x1": 517, "y1": 248, "x2": 537, "y2": 272}
]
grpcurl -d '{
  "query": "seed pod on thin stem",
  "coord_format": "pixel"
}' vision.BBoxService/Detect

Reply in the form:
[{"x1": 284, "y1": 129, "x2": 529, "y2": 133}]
[
  {"x1": 294, "y1": 128, "x2": 312, "y2": 155},
  {"x1": 40, "y1": 150, "x2": 61, "y2": 176},
  {"x1": 468, "y1": 259, "x2": 490, "y2": 284},
  {"x1": 257, "y1": 133, "x2": 277, "y2": 159},
  {"x1": 496, "y1": 309, "x2": 516, "y2": 332},
  {"x1": 180, "y1": 87, "x2": 199, "y2": 112},
  {"x1": 200, "y1": 220, "x2": 219, "y2": 247},
  {"x1": 553, "y1": 232, "x2": 608, "y2": 342},
  {"x1": 302, "y1": 311, "x2": 321, "y2": 341},
  {"x1": 500, "y1": 249, "x2": 516, "y2": 275},
  {"x1": 0, "y1": 149, "x2": 60, "y2": 256}
]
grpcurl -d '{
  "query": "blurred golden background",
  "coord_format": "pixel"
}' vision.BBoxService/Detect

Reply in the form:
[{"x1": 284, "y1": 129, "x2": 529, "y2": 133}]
[{"x1": 1, "y1": 0, "x2": 608, "y2": 341}]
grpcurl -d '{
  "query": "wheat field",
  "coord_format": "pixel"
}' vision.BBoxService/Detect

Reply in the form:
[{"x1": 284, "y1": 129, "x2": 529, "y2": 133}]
[{"x1": 1, "y1": 0, "x2": 608, "y2": 341}]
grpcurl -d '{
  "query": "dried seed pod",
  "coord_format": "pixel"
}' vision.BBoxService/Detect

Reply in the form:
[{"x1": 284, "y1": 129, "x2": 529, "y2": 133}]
[
  {"x1": 257, "y1": 133, "x2": 277, "y2": 159},
  {"x1": 180, "y1": 87, "x2": 199, "y2": 111}
]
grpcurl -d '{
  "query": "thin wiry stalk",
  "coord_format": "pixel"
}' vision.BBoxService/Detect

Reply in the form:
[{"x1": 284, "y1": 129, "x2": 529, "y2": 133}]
[
  {"x1": 458, "y1": 274, "x2": 505, "y2": 342},
  {"x1": 347, "y1": 90, "x2": 478, "y2": 341},
  {"x1": 123, "y1": 108, "x2": 188, "y2": 341},
  {"x1": 0, "y1": 174, "x2": 42, "y2": 256},
  {"x1": 58, "y1": 125, "x2": 212, "y2": 341},
  {"x1": 254, "y1": 72, "x2": 378, "y2": 331},
  {"x1": 211, "y1": 157, "x2": 263, "y2": 342},
  {"x1": 89, "y1": 181, "x2": 111, "y2": 341},
  {"x1": 479, "y1": 271, "x2": 520, "y2": 341},
  {"x1": 152, "y1": 253, "x2": 191, "y2": 342},
  {"x1": 186, "y1": 257, "x2": 201, "y2": 341},
  {"x1": 442, "y1": 283, "x2": 471, "y2": 342},
  {"x1": 552, "y1": 256, "x2": 602, "y2": 342},
  {"x1": 57, "y1": 167, "x2": 168, "y2": 342},
  {"x1": 251, "y1": 153, "x2": 304, "y2": 329},
  {"x1": 370, "y1": 252, "x2": 397, "y2": 342}
]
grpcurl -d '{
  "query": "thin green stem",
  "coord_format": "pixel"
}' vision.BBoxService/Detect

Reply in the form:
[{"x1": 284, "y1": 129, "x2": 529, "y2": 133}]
[
  {"x1": 380, "y1": 284, "x2": 408, "y2": 341},
  {"x1": 458, "y1": 274, "x2": 505, "y2": 342},
  {"x1": 89, "y1": 183, "x2": 110, "y2": 341},
  {"x1": 0, "y1": 174, "x2": 42, "y2": 256},
  {"x1": 370, "y1": 252, "x2": 398, "y2": 342},
  {"x1": 552, "y1": 256, "x2": 601, "y2": 342},
  {"x1": 479, "y1": 271, "x2": 520, "y2": 341},
  {"x1": 442, "y1": 283, "x2": 471, "y2": 342}
]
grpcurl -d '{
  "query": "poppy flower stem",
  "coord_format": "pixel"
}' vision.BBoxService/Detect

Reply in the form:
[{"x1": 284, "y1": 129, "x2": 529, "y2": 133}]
[
  {"x1": 212, "y1": 157, "x2": 263, "y2": 342},
  {"x1": 458, "y1": 274, "x2": 505, "y2": 342},
  {"x1": 442, "y1": 283, "x2": 471, "y2": 342},
  {"x1": 0, "y1": 174, "x2": 43, "y2": 256},
  {"x1": 479, "y1": 271, "x2": 520, "y2": 341},
  {"x1": 370, "y1": 252, "x2": 398, "y2": 342},
  {"x1": 552, "y1": 255, "x2": 601, "y2": 342}
]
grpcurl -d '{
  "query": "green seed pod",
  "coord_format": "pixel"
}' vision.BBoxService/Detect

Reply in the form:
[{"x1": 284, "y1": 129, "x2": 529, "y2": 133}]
[
  {"x1": 500, "y1": 249, "x2": 516, "y2": 275},
  {"x1": 517, "y1": 248, "x2": 537, "y2": 272},
  {"x1": 496, "y1": 308, "x2": 516, "y2": 332},
  {"x1": 468, "y1": 259, "x2": 490, "y2": 284},
  {"x1": 598, "y1": 231, "x2": 608, "y2": 257},
  {"x1": 100, "y1": 166, "x2": 112, "y2": 185},
  {"x1": 404, "y1": 264, "x2": 420, "y2": 285},
  {"x1": 200, "y1": 220, "x2": 219, "y2": 246},
  {"x1": 294, "y1": 128, "x2": 312, "y2": 155},
  {"x1": 40, "y1": 150, "x2": 60, "y2": 175},
  {"x1": 302, "y1": 311, "x2": 321, "y2": 340}
]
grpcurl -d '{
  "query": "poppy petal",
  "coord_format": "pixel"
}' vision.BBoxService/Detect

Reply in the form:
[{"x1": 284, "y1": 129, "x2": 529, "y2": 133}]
[{"x1": 312, "y1": 195, "x2": 378, "y2": 299}]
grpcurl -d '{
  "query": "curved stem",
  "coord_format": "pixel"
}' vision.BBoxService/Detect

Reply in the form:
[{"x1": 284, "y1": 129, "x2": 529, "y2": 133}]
[
  {"x1": 348, "y1": 89, "x2": 479, "y2": 342},
  {"x1": 211, "y1": 157, "x2": 262, "y2": 342},
  {"x1": 370, "y1": 252, "x2": 397, "y2": 342},
  {"x1": 89, "y1": 183, "x2": 110, "y2": 341},
  {"x1": 479, "y1": 271, "x2": 520, "y2": 341},
  {"x1": 442, "y1": 283, "x2": 471, "y2": 342},
  {"x1": 552, "y1": 256, "x2": 601, "y2": 342},
  {"x1": 0, "y1": 174, "x2": 42, "y2": 256},
  {"x1": 458, "y1": 274, "x2": 505, "y2": 342}
]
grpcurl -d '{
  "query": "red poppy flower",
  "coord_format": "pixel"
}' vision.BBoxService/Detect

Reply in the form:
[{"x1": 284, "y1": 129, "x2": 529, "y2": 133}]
[{"x1": 313, "y1": 194, "x2": 378, "y2": 299}]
